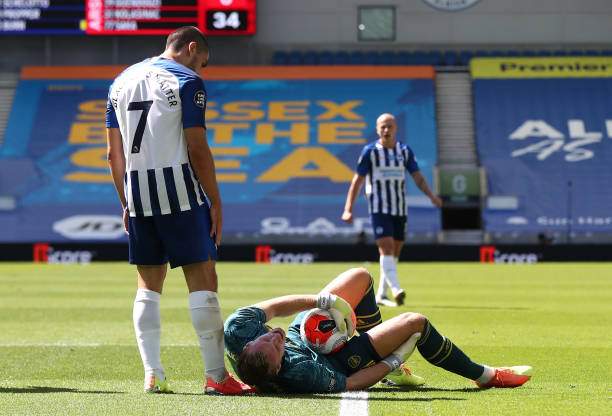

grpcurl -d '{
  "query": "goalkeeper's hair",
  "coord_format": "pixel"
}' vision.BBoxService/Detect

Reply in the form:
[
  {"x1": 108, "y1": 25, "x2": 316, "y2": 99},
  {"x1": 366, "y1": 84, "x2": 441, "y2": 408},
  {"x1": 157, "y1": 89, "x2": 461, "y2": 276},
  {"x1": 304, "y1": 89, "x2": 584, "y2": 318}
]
[{"x1": 236, "y1": 348, "x2": 276, "y2": 389}]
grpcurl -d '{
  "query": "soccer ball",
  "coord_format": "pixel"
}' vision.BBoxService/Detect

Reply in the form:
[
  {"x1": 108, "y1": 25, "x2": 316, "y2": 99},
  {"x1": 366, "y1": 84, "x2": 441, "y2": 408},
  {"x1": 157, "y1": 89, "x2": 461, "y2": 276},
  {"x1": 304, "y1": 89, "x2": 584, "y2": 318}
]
[{"x1": 300, "y1": 308, "x2": 348, "y2": 354}]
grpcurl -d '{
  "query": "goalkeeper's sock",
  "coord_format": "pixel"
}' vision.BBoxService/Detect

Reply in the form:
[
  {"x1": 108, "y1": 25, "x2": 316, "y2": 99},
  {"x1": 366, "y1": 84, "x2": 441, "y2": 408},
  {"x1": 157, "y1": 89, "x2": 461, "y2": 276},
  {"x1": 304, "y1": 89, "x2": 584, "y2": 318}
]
[
  {"x1": 417, "y1": 320, "x2": 485, "y2": 380},
  {"x1": 133, "y1": 288, "x2": 164, "y2": 378},
  {"x1": 189, "y1": 290, "x2": 227, "y2": 383},
  {"x1": 380, "y1": 255, "x2": 401, "y2": 292},
  {"x1": 354, "y1": 277, "x2": 382, "y2": 332}
]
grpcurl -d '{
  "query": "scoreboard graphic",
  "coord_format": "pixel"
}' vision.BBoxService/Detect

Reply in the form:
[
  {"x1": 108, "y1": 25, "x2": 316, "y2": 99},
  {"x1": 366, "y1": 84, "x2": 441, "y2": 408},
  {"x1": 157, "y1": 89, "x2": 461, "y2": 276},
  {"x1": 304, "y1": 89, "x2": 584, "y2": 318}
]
[{"x1": 0, "y1": 0, "x2": 256, "y2": 35}]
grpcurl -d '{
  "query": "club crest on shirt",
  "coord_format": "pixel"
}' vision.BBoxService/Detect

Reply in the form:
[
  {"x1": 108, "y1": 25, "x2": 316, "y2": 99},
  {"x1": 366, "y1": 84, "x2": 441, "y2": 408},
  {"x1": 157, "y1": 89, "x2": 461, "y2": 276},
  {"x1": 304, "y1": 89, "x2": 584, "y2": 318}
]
[
  {"x1": 194, "y1": 90, "x2": 206, "y2": 108},
  {"x1": 348, "y1": 355, "x2": 362, "y2": 369}
]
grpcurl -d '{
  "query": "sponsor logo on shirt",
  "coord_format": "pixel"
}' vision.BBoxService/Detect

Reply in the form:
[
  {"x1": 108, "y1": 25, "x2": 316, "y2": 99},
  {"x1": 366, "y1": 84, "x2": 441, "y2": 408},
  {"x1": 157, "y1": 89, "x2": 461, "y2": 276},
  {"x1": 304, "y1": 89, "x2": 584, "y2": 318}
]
[{"x1": 194, "y1": 90, "x2": 206, "y2": 108}]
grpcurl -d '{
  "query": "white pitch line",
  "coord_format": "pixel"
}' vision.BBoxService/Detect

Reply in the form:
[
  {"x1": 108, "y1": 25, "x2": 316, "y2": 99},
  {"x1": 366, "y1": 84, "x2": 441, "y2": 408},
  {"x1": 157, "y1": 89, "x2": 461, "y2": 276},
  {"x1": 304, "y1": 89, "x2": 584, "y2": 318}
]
[
  {"x1": 0, "y1": 342, "x2": 199, "y2": 347},
  {"x1": 339, "y1": 391, "x2": 368, "y2": 416}
]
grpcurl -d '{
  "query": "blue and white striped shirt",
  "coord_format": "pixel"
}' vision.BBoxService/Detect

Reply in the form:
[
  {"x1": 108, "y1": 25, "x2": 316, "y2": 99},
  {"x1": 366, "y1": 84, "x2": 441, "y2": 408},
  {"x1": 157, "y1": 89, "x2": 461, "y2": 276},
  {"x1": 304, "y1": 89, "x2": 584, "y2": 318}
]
[
  {"x1": 106, "y1": 57, "x2": 208, "y2": 217},
  {"x1": 356, "y1": 141, "x2": 420, "y2": 216}
]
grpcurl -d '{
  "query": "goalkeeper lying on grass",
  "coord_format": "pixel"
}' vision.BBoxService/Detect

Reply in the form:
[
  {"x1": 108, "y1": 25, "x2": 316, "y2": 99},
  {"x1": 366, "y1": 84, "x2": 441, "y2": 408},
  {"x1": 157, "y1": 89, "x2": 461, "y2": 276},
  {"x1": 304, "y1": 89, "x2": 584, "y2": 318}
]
[{"x1": 224, "y1": 267, "x2": 532, "y2": 393}]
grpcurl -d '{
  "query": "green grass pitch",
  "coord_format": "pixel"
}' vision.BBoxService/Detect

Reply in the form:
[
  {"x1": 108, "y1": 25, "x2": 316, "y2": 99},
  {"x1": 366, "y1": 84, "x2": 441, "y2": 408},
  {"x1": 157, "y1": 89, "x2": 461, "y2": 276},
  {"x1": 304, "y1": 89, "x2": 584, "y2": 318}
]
[{"x1": 1, "y1": 262, "x2": 610, "y2": 415}]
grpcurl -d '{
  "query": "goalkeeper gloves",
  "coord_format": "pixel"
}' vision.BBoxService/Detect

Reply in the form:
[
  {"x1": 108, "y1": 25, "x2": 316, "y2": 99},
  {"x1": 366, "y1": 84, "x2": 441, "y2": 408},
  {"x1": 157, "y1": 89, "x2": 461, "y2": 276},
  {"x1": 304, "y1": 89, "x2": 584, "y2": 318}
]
[{"x1": 316, "y1": 292, "x2": 356, "y2": 336}]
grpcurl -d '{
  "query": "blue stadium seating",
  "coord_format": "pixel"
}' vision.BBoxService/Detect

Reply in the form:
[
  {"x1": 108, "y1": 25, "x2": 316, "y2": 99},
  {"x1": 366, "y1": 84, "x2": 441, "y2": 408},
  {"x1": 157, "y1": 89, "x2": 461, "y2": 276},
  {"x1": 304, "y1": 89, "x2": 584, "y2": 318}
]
[{"x1": 271, "y1": 48, "x2": 608, "y2": 66}]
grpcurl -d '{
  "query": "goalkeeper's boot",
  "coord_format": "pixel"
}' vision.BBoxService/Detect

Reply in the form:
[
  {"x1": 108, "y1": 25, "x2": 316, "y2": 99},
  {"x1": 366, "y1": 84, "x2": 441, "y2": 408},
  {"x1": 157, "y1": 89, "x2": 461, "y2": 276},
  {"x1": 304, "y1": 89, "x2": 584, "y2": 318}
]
[
  {"x1": 381, "y1": 364, "x2": 425, "y2": 387},
  {"x1": 476, "y1": 366, "x2": 532, "y2": 388},
  {"x1": 205, "y1": 373, "x2": 256, "y2": 395},
  {"x1": 392, "y1": 288, "x2": 406, "y2": 306},
  {"x1": 144, "y1": 373, "x2": 172, "y2": 394}
]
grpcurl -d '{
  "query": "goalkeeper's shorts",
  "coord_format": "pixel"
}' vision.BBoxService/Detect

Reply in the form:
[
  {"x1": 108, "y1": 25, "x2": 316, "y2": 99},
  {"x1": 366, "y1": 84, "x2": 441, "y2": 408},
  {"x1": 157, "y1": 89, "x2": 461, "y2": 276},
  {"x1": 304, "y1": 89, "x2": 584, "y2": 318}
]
[{"x1": 327, "y1": 333, "x2": 382, "y2": 375}]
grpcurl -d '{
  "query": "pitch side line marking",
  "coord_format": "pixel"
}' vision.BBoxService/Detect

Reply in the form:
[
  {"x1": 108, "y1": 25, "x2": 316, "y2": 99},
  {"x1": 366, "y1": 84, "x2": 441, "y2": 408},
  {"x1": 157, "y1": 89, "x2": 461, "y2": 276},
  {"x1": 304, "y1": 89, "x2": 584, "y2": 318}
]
[
  {"x1": 339, "y1": 391, "x2": 368, "y2": 416},
  {"x1": 0, "y1": 342, "x2": 199, "y2": 347}
]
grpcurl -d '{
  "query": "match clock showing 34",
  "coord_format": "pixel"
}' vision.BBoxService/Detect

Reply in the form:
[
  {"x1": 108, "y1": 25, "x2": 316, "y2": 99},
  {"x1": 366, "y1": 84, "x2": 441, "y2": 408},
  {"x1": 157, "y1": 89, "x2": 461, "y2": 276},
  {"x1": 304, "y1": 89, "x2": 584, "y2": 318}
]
[{"x1": 204, "y1": 0, "x2": 256, "y2": 35}]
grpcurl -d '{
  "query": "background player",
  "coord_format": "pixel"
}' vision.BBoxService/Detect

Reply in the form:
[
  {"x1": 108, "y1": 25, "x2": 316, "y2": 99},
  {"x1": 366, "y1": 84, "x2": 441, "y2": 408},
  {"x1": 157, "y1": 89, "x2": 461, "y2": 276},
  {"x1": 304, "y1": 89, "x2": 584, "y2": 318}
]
[
  {"x1": 224, "y1": 267, "x2": 532, "y2": 393},
  {"x1": 106, "y1": 26, "x2": 252, "y2": 395},
  {"x1": 342, "y1": 113, "x2": 443, "y2": 306}
]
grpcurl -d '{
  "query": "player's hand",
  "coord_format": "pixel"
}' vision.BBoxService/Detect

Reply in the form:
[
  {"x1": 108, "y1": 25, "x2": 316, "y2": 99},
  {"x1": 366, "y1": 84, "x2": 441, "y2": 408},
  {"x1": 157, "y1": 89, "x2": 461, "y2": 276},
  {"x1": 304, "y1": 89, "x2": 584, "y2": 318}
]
[
  {"x1": 209, "y1": 201, "x2": 223, "y2": 246},
  {"x1": 122, "y1": 207, "x2": 129, "y2": 235},
  {"x1": 392, "y1": 332, "x2": 421, "y2": 363},
  {"x1": 317, "y1": 292, "x2": 356, "y2": 336},
  {"x1": 430, "y1": 195, "x2": 443, "y2": 208},
  {"x1": 341, "y1": 210, "x2": 353, "y2": 223}
]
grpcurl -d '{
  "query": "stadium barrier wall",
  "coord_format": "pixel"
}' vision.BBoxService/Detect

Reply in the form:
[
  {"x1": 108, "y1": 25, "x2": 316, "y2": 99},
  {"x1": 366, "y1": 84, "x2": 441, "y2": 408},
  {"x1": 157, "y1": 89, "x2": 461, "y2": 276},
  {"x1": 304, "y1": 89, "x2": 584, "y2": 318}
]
[
  {"x1": 1, "y1": 242, "x2": 611, "y2": 263},
  {"x1": 0, "y1": 65, "x2": 440, "y2": 243}
]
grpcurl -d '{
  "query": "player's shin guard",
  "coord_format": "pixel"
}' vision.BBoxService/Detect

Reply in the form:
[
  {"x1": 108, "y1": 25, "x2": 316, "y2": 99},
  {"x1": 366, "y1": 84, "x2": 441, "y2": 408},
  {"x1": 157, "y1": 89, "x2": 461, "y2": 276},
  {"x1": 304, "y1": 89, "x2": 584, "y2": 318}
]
[
  {"x1": 416, "y1": 320, "x2": 485, "y2": 380},
  {"x1": 354, "y1": 278, "x2": 382, "y2": 333},
  {"x1": 189, "y1": 291, "x2": 226, "y2": 382},
  {"x1": 133, "y1": 288, "x2": 164, "y2": 378}
]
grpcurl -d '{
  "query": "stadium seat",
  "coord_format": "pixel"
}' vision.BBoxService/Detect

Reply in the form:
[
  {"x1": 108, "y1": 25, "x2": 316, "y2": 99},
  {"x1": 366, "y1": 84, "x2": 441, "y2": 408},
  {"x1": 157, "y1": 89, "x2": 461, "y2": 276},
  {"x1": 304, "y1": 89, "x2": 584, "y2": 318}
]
[
  {"x1": 584, "y1": 50, "x2": 600, "y2": 56},
  {"x1": 380, "y1": 51, "x2": 395, "y2": 65},
  {"x1": 349, "y1": 51, "x2": 365, "y2": 65},
  {"x1": 488, "y1": 50, "x2": 506, "y2": 57},
  {"x1": 426, "y1": 51, "x2": 444, "y2": 65},
  {"x1": 272, "y1": 51, "x2": 288, "y2": 65},
  {"x1": 537, "y1": 50, "x2": 553, "y2": 56},
  {"x1": 332, "y1": 51, "x2": 349, "y2": 65},
  {"x1": 302, "y1": 51, "x2": 318, "y2": 65},
  {"x1": 364, "y1": 51, "x2": 381, "y2": 65},
  {"x1": 458, "y1": 51, "x2": 473, "y2": 65},
  {"x1": 443, "y1": 51, "x2": 459, "y2": 66},
  {"x1": 568, "y1": 50, "x2": 584, "y2": 56},
  {"x1": 318, "y1": 51, "x2": 333, "y2": 65},
  {"x1": 392, "y1": 51, "x2": 409, "y2": 65},
  {"x1": 552, "y1": 50, "x2": 568, "y2": 56},
  {"x1": 287, "y1": 51, "x2": 303, "y2": 65}
]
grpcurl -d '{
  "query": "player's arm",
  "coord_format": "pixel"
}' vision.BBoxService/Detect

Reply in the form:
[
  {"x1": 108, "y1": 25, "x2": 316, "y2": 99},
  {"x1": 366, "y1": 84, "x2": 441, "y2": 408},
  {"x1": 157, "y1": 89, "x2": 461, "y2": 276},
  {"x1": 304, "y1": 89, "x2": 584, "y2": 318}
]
[
  {"x1": 342, "y1": 174, "x2": 365, "y2": 223},
  {"x1": 106, "y1": 128, "x2": 126, "y2": 208},
  {"x1": 410, "y1": 171, "x2": 442, "y2": 208},
  {"x1": 254, "y1": 295, "x2": 317, "y2": 322},
  {"x1": 345, "y1": 362, "x2": 391, "y2": 391},
  {"x1": 185, "y1": 127, "x2": 223, "y2": 245},
  {"x1": 106, "y1": 127, "x2": 128, "y2": 233}
]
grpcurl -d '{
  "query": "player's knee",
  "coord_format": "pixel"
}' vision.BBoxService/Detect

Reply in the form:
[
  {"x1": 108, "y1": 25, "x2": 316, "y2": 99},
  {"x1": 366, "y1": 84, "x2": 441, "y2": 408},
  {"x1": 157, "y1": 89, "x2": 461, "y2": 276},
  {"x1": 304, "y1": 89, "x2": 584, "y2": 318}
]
[
  {"x1": 350, "y1": 267, "x2": 373, "y2": 288},
  {"x1": 400, "y1": 312, "x2": 427, "y2": 333}
]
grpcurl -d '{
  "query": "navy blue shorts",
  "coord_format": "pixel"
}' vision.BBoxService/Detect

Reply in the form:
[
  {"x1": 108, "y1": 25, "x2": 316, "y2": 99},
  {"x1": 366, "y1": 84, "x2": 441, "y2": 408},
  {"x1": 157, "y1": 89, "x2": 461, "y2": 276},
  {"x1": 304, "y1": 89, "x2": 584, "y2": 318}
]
[
  {"x1": 128, "y1": 204, "x2": 217, "y2": 269},
  {"x1": 328, "y1": 333, "x2": 382, "y2": 376},
  {"x1": 371, "y1": 213, "x2": 407, "y2": 241}
]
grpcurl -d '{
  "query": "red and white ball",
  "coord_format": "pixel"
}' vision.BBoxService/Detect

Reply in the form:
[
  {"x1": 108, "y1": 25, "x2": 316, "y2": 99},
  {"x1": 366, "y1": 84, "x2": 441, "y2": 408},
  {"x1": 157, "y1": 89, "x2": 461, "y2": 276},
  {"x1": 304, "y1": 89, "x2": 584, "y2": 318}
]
[{"x1": 300, "y1": 308, "x2": 348, "y2": 354}]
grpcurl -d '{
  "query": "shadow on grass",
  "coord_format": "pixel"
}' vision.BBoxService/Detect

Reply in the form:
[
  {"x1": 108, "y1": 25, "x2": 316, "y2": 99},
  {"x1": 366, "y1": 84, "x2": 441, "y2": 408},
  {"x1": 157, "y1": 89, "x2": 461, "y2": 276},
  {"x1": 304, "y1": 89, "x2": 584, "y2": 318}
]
[
  {"x1": 0, "y1": 386, "x2": 125, "y2": 394},
  {"x1": 171, "y1": 391, "x2": 467, "y2": 402},
  {"x1": 371, "y1": 386, "x2": 482, "y2": 394}
]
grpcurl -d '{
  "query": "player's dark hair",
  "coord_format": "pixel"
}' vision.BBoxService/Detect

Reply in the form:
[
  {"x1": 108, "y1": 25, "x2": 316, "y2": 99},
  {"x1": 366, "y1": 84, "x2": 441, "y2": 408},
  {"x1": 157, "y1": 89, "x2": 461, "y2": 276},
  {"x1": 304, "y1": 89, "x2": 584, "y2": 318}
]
[
  {"x1": 165, "y1": 26, "x2": 209, "y2": 53},
  {"x1": 236, "y1": 348, "x2": 276, "y2": 389}
]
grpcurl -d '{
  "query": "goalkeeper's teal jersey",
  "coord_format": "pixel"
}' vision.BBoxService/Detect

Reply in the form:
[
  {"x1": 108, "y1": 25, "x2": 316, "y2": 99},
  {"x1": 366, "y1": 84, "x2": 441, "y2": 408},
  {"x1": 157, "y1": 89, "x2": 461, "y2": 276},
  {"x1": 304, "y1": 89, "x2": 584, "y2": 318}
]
[{"x1": 224, "y1": 307, "x2": 347, "y2": 393}]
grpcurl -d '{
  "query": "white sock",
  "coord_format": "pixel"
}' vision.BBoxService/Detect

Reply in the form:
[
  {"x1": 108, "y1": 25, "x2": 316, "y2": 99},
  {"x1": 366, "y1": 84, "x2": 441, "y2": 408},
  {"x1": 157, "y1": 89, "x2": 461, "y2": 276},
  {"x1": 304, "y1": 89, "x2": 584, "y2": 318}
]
[
  {"x1": 189, "y1": 291, "x2": 227, "y2": 382},
  {"x1": 380, "y1": 255, "x2": 400, "y2": 292},
  {"x1": 376, "y1": 275, "x2": 388, "y2": 298},
  {"x1": 133, "y1": 288, "x2": 164, "y2": 379},
  {"x1": 476, "y1": 365, "x2": 496, "y2": 383}
]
